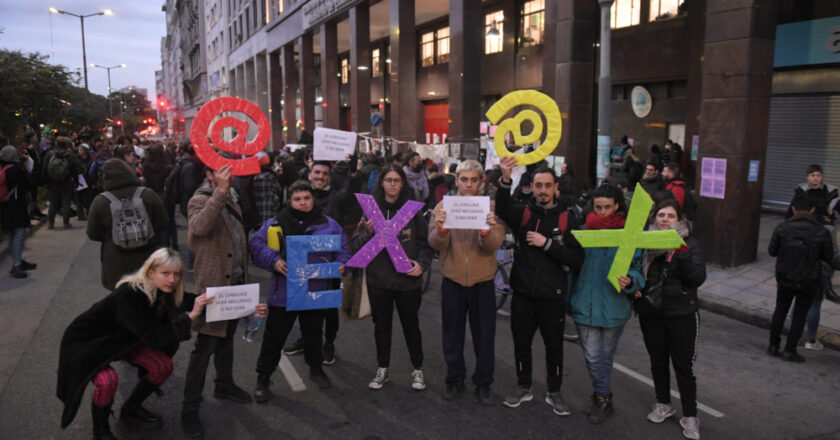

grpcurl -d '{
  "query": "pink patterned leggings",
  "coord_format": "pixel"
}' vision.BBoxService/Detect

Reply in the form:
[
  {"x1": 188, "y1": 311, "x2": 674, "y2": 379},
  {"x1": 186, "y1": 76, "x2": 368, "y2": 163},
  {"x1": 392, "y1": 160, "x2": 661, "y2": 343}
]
[{"x1": 91, "y1": 345, "x2": 173, "y2": 407}]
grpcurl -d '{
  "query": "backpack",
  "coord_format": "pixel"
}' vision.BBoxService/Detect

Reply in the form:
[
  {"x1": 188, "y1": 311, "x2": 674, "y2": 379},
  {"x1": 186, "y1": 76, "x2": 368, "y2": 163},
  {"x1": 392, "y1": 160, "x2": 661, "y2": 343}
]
[
  {"x1": 778, "y1": 230, "x2": 814, "y2": 285},
  {"x1": 0, "y1": 164, "x2": 17, "y2": 202},
  {"x1": 520, "y1": 206, "x2": 570, "y2": 234},
  {"x1": 102, "y1": 187, "x2": 154, "y2": 249},
  {"x1": 669, "y1": 181, "x2": 697, "y2": 220},
  {"x1": 47, "y1": 153, "x2": 71, "y2": 182}
]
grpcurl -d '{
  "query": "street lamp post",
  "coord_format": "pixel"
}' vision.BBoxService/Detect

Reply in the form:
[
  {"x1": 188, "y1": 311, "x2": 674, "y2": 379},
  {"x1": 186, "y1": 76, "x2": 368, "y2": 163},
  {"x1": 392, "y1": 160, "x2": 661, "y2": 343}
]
[
  {"x1": 49, "y1": 7, "x2": 113, "y2": 102},
  {"x1": 90, "y1": 63, "x2": 126, "y2": 124},
  {"x1": 596, "y1": 0, "x2": 614, "y2": 184}
]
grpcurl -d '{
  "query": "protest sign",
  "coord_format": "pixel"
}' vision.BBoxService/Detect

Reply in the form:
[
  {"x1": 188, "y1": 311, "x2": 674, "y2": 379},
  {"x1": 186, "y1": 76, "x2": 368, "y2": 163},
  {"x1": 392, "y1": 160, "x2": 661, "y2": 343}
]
[
  {"x1": 442, "y1": 196, "x2": 490, "y2": 230},
  {"x1": 346, "y1": 194, "x2": 424, "y2": 273},
  {"x1": 205, "y1": 283, "x2": 260, "y2": 322},
  {"x1": 313, "y1": 127, "x2": 357, "y2": 161},
  {"x1": 286, "y1": 235, "x2": 344, "y2": 311}
]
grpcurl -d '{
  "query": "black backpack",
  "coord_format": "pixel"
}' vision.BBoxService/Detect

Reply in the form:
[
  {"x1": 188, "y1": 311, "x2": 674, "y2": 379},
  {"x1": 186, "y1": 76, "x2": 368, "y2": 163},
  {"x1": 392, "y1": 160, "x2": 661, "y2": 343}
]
[{"x1": 778, "y1": 231, "x2": 814, "y2": 285}]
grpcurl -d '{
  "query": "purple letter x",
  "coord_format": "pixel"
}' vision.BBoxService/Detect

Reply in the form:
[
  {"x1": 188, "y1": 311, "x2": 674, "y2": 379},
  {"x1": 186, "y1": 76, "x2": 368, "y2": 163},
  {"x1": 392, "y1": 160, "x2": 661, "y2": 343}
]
[{"x1": 345, "y1": 193, "x2": 424, "y2": 273}]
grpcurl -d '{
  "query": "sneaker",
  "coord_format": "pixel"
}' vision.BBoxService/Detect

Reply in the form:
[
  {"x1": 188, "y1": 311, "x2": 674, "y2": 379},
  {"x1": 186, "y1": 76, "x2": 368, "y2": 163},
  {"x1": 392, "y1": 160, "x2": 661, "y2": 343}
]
[
  {"x1": 309, "y1": 368, "x2": 332, "y2": 389},
  {"x1": 545, "y1": 391, "x2": 571, "y2": 416},
  {"x1": 10, "y1": 265, "x2": 27, "y2": 279},
  {"x1": 476, "y1": 385, "x2": 494, "y2": 406},
  {"x1": 443, "y1": 381, "x2": 464, "y2": 401},
  {"x1": 283, "y1": 337, "x2": 305, "y2": 355},
  {"x1": 214, "y1": 383, "x2": 253, "y2": 403},
  {"x1": 804, "y1": 339, "x2": 824, "y2": 351},
  {"x1": 680, "y1": 416, "x2": 701, "y2": 440},
  {"x1": 410, "y1": 369, "x2": 426, "y2": 391},
  {"x1": 20, "y1": 260, "x2": 37, "y2": 271},
  {"x1": 502, "y1": 387, "x2": 533, "y2": 408},
  {"x1": 180, "y1": 411, "x2": 204, "y2": 439},
  {"x1": 766, "y1": 345, "x2": 780, "y2": 357},
  {"x1": 368, "y1": 367, "x2": 389, "y2": 390},
  {"x1": 253, "y1": 376, "x2": 273, "y2": 403},
  {"x1": 781, "y1": 351, "x2": 806, "y2": 363},
  {"x1": 587, "y1": 394, "x2": 614, "y2": 425},
  {"x1": 646, "y1": 403, "x2": 676, "y2": 423},
  {"x1": 322, "y1": 342, "x2": 336, "y2": 365}
]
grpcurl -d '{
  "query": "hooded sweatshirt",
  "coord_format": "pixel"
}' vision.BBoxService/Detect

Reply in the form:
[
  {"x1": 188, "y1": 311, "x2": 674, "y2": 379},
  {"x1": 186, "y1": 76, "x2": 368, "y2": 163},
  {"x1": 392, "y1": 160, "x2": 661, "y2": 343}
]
[{"x1": 86, "y1": 159, "x2": 169, "y2": 290}]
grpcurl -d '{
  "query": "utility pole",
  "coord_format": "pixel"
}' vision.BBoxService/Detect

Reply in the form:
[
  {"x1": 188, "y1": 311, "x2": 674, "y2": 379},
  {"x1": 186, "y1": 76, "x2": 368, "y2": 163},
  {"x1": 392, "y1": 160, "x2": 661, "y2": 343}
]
[{"x1": 596, "y1": 0, "x2": 614, "y2": 184}]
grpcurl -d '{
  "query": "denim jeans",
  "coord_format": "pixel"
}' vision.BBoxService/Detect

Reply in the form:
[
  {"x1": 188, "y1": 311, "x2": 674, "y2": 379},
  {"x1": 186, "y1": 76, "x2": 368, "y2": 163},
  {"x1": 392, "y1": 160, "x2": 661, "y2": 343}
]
[
  {"x1": 9, "y1": 227, "x2": 25, "y2": 265},
  {"x1": 575, "y1": 322, "x2": 626, "y2": 396},
  {"x1": 806, "y1": 288, "x2": 824, "y2": 340}
]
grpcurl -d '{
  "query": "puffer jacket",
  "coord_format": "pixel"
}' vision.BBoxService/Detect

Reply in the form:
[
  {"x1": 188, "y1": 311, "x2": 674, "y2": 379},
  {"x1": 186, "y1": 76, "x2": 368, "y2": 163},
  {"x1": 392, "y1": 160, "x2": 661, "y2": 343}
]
[
  {"x1": 250, "y1": 214, "x2": 351, "y2": 308},
  {"x1": 570, "y1": 245, "x2": 644, "y2": 328},
  {"x1": 643, "y1": 236, "x2": 706, "y2": 317}
]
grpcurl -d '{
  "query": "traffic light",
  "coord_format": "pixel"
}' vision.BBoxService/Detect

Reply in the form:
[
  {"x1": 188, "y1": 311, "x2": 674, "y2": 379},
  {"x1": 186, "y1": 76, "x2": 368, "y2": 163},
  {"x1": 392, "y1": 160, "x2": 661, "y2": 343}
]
[{"x1": 115, "y1": 120, "x2": 122, "y2": 126}]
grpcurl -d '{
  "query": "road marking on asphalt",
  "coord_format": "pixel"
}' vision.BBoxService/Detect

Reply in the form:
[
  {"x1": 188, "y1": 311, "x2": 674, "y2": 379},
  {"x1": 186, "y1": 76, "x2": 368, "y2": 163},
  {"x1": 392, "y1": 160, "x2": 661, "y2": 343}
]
[
  {"x1": 613, "y1": 362, "x2": 725, "y2": 418},
  {"x1": 278, "y1": 357, "x2": 307, "y2": 392}
]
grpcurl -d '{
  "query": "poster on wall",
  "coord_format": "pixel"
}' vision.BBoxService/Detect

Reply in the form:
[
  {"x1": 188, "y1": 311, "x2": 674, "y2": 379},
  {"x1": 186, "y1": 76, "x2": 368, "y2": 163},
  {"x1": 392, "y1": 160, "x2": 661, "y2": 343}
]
[
  {"x1": 700, "y1": 157, "x2": 726, "y2": 199},
  {"x1": 691, "y1": 135, "x2": 699, "y2": 160}
]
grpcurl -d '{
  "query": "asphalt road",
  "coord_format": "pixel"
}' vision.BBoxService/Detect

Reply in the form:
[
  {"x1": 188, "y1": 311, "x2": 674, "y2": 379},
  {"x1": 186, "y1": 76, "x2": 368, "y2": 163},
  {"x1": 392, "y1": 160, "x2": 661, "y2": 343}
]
[{"x1": 1, "y1": 221, "x2": 839, "y2": 440}]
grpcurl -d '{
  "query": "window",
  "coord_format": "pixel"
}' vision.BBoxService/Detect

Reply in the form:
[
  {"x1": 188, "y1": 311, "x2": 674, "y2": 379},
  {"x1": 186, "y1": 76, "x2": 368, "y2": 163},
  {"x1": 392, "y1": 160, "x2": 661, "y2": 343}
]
[
  {"x1": 372, "y1": 48, "x2": 381, "y2": 77},
  {"x1": 436, "y1": 27, "x2": 450, "y2": 64},
  {"x1": 341, "y1": 58, "x2": 349, "y2": 84},
  {"x1": 610, "y1": 0, "x2": 640, "y2": 29},
  {"x1": 485, "y1": 11, "x2": 504, "y2": 54},
  {"x1": 649, "y1": 0, "x2": 683, "y2": 21},
  {"x1": 519, "y1": 0, "x2": 545, "y2": 47},
  {"x1": 314, "y1": 54, "x2": 321, "y2": 81},
  {"x1": 420, "y1": 31, "x2": 435, "y2": 67}
]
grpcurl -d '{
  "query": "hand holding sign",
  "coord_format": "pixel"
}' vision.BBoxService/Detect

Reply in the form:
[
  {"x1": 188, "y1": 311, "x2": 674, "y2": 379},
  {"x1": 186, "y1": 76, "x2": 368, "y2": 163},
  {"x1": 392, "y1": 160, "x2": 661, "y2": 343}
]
[
  {"x1": 205, "y1": 283, "x2": 261, "y2": 322},
  {"x1": 346, "y1": 194, "x2": 424, "y2": 273},
  {"x1": 189, "y1": 97, "x2": 271, "y2": 176},
  {"x1": 442, "y1": 196, "x2": 490, "y2": 230},
  {"x1": 485, "y1": 90, "x2": 563, "y2": 166}
]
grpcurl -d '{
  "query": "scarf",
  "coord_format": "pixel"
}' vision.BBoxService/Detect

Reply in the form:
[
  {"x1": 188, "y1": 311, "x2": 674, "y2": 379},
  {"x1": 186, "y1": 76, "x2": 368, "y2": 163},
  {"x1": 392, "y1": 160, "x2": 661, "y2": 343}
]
[
  {"x1": 642, "y1": 219, "x2": 691, "y2": 277},
  {"x1": 585, "y1": 211, "x2": 627, "y2": 230},
  {"x1": 276, "y1": 205, "x2": 323, "y2": 237},
  {"x1": 403, "y1": 166, "x2": 429, "y2": 201}
]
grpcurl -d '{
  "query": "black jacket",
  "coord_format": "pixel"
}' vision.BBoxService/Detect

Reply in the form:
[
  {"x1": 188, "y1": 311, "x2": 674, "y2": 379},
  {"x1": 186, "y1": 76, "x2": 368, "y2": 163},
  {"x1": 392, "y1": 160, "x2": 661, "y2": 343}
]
[
  {"x1": 786, "y1": 183, "x2": 839, "y2": 225},
  {"x1": 769, "y1": 213, "x2": 836, "y2": 285},
  {"x1": 57, "y1": 284, "x2": 195, "y2": 428},
  {"x1": 351, "y1": 194, "x2": 433, "y2": 292},
  {"x1": 640, "y1": 174, "x2": 666, "y2": 197},
  {"x1": 0, "y1": 162, "x2": 35, "y2": 231},
  {"x1": 495, "y1": 180, "x2": 584, "y2": 299},
  {"x1": 644, "y1": 236, "x2": 706, "y2": 317}
]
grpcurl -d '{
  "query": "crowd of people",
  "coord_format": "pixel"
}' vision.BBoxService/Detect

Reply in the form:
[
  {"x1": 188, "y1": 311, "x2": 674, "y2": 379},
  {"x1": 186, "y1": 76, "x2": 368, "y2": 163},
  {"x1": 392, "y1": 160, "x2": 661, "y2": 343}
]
[{"x1": 0, "y1": 127, "x2": 835, "y2": 440}]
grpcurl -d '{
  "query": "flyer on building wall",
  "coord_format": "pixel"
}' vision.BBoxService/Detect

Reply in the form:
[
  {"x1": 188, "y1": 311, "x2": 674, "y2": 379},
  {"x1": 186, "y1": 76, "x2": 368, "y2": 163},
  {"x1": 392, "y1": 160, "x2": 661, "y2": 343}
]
[{"x1": 700, "y1": 157, "x2": 726, "y2": 199}]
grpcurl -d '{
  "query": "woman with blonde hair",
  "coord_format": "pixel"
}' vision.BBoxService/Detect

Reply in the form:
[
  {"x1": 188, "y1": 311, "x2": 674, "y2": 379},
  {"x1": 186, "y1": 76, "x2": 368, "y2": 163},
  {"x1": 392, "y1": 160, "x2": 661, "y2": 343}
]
[{"x1": 57, "y1": 248, "x2": 212, "y2": 440}]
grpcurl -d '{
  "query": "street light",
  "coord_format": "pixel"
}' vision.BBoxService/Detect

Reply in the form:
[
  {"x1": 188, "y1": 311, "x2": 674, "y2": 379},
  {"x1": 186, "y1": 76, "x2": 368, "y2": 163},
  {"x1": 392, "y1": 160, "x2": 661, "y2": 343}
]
[
  {"x1": 49, "y1": 7, "x2": 114, "y2": 101},
  {"x1": 90, "y1": 63, "x2": 126, "y2": 124}
]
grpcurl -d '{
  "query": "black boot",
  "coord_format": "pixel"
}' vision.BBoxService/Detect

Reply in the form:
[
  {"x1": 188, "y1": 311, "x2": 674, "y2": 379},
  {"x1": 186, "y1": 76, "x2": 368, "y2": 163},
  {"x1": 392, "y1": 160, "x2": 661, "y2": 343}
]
[
  {"x1": 20, "y1": 260, "x2": 37, "y2": 270},
  {"x1": 587, "y1": 393, "x2": 614, "y2": 425},
  {"x1": 253, "y1": 374, "x2": 273, "y2": 403},
  {"x1": 10, "y1": 265, "x2": 27, "y2": 279},
  {"x1": 120, "y1": 379, "x2": 161, "y2": 423},
  {"x1": 92, "y1": 402, "x2": 119, "y2": 440},
  {"x1": 180, "y1": 410, "x2": 204, "y2": 439}
]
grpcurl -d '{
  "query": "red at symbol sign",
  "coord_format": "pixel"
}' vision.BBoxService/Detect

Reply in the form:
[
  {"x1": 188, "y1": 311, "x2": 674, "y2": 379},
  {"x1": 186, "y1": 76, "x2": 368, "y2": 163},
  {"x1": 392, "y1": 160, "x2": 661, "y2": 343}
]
[{"x1": 189, "y1": 97, "x2": 271, "y2": 176}]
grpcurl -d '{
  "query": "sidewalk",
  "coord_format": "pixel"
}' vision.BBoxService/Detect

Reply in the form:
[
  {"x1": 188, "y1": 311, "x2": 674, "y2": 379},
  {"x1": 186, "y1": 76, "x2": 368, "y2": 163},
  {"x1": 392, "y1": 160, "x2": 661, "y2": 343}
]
[{"x1": 698, "y1": 213, "x2": 840, "y2": 350}]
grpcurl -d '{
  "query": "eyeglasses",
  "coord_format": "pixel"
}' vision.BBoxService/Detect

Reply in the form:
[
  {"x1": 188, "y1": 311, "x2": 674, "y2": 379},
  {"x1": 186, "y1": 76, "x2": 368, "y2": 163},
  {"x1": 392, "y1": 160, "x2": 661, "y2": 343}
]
[{"x1": 383, "y1": 178, "x2": 402, "y2": 185}]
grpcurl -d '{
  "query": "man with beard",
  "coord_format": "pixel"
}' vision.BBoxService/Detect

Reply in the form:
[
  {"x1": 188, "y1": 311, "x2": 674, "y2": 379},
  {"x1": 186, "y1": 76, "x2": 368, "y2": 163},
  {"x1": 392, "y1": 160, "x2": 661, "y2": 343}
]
[{"x1": 640, "y1": 159, "x2": 665, "y2": 197}]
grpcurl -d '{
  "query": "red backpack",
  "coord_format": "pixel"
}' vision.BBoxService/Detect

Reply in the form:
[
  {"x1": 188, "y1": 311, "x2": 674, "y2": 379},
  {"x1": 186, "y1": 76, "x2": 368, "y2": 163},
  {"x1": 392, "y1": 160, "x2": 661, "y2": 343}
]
[
  {"x1": 0, "y1": 164, "x2": 15, "y2": 202},
  {"x1": 520, "y1": 206, "x2": 569, "y2": 234}
]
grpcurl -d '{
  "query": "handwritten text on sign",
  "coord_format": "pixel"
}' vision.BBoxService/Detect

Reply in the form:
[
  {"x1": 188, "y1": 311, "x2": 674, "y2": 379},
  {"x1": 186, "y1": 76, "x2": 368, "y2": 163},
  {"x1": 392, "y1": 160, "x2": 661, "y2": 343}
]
[
  {"x1": 205, "y1": 283, "x2": 260, "y2": 322},
  {"x1": 442, "y1": 196, "x2": 491, "y2": 230},
  {"x1": 313, "y1": 127, "x2": 357, "y2": 161}
]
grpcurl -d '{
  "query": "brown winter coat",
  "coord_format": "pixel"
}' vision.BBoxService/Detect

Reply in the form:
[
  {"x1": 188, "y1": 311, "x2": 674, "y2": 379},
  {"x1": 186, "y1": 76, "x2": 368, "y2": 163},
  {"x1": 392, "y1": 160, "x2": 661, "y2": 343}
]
[
  {"x1": 428, "y1": 200, "x2": 505, "y2": 287},
  {"x1": 87, "y1": 159, "x2": 168, "y2": 290},
  {"x1": 187, "y1": 185, "x2": 249, "y2": 337}
]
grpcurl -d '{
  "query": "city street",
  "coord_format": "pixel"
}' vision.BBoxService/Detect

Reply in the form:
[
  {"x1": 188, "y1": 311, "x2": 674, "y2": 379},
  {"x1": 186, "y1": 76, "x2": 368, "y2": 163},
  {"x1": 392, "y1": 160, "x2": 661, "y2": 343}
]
[{"x1": 1, "y1": 221, "x2": 838, "y2": 440}]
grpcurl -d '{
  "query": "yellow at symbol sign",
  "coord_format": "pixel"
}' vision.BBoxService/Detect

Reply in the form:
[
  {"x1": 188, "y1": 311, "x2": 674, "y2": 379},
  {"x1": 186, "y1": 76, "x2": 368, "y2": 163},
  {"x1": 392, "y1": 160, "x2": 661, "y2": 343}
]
[{"x1": 485, "y1": 90, "x2": 563, "y2": 166}]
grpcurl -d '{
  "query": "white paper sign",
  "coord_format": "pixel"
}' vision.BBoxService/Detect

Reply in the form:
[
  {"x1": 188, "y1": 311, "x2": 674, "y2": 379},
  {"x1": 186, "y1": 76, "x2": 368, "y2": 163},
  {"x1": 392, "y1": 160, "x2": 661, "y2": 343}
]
[
  {"x1": 75, "y1": 174, "x2": 88, "y2": 191},
  {"x1": 313, "y1": 127, "x2": 357, "y2": 161},
  {"x1": 205, "y1": 283, "x2": 260, "y2": 323},
  {"x1": 442, "y1": 196, "x2": 491, "y2": 230}
]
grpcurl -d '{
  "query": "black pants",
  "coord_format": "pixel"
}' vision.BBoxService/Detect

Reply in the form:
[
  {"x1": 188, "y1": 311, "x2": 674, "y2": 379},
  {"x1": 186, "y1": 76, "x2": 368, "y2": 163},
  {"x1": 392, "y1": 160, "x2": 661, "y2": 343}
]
[
  {"x1": 256, "y1": 306, "x2": 325, "y2": 377},
  {"x1": 639, "y1": 313, "x2": 699, "y2": 417},
  {"x1": 368, "y1": 287, "x2": 423, "y2": 369},
  {"x1": 770, "y1": 282, "x2": 817, "y2": 353},
  {"x1": 324, "y1": 308, "x2": 338, "y2": 344},
  {"x1": 182, "y1": 319, "x2": 238, "y2": 412},
  {"x1": 510, "y1": 295, "x2": 565, "y2": 392},
  {"x1": 441, "y1": 277, "x2": 496, "y2": 385},
  {"x1": 47, "y1": 185, "x2": 72, "y2": 225}
]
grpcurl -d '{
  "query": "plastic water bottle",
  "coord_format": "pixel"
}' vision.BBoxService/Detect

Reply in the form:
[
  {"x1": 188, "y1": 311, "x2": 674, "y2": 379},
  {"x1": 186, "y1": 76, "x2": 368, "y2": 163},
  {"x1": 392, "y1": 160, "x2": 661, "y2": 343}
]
[{"x1": 242, "y1": 314, "x2": 263, "y2": 342}]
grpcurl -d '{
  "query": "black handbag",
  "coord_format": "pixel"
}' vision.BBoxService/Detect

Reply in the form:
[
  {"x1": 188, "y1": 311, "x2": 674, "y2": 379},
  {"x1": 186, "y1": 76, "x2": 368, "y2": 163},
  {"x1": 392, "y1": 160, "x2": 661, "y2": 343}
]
[{"x1": 635, "y1": 266, "x2": 669, "y2": 317}]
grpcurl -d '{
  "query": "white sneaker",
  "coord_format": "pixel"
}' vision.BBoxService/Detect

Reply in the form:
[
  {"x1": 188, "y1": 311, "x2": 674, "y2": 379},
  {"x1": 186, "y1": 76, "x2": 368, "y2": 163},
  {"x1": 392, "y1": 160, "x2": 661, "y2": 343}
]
[
  {"x1": 680, "y1": 416, "x2": 701, "y2": 440},
  {"x1": 410, "y1": 369, "x2": 426, "y2": 391},
  {"x1": 804, "y1": 339, "x2": 824, "y2": 351},
  {"x1": 368, "y1": 367, "x2": 389, "y2": 390},
  {"x1": 646, "y1": 403, "x2": 676, "y2": 423}
]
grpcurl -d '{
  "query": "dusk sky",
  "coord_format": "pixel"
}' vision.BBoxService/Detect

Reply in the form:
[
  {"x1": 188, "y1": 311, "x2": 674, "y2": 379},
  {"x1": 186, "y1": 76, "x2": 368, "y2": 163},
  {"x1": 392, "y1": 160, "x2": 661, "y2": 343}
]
[{"x1": 1, "y1": 1, "x2": 165, "y2": 105}]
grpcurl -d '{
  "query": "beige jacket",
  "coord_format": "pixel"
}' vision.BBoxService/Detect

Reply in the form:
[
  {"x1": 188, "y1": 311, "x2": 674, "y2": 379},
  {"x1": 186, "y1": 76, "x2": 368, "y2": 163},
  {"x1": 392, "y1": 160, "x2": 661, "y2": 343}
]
[{"x1": 428, "y1": 200, "x2": 505, "y2": 287}]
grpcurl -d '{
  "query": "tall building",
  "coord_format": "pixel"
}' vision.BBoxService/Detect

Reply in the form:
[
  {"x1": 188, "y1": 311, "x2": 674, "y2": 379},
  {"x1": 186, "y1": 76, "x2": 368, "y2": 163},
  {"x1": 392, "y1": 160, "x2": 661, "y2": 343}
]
[{"x1": 205, "y1": 0, "x2": 230, "y2": 99}]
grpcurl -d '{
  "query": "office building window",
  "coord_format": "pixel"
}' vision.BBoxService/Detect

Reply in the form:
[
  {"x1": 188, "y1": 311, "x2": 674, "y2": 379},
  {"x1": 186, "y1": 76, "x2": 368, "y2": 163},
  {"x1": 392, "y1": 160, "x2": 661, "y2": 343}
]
[
  {"x1": 519, "y1": 0, "x2": 545, "y2": 47},
  {"x1": 372, "y1": 48, "x2": 381, "y2": 77},
  {"x1": 420, "y1": 31, "x2": 435, "y2": 67},
  {"x1": 650, "y1": 0, "x2": 683, "y2": 21},
  {"x1": 485, "y1": 10, "x2": 504, "y2": 54},
  {"x1": 436, "y1": 27, "x2": 450, "y2": 64},
  {"x1": 341, "y1": 58, "x2": 349, "y2": 84},
  {"x1": 610, "y1": 0, "x2": 640, "y2": 29}
]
